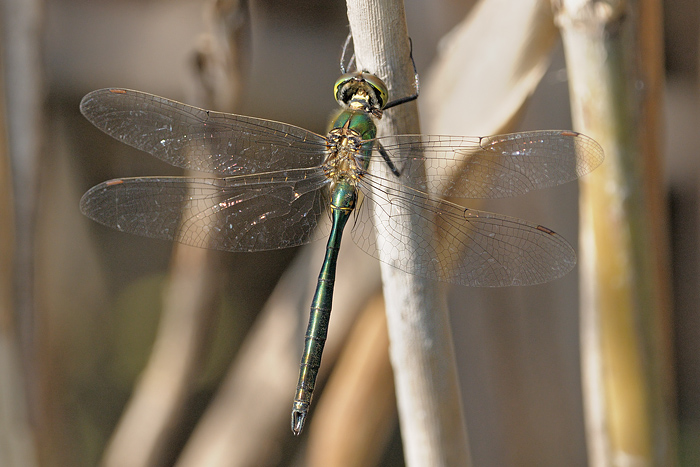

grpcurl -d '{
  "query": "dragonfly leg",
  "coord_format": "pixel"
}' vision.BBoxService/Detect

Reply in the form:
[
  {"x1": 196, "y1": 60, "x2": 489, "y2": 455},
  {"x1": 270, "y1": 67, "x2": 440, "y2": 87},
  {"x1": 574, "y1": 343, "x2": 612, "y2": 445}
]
[
  {"x1": 339, "y1": 33, "x2": 418, "y2": 110},
  {"x1": 377, "y1": 141, "x2": 401, "y2": 177},
  {"x1": 340, "y1": 31, "x2": 356, "y2": 74},
  {"x1": 382, "y1": 38, "x2": 420, "y2": 110}
]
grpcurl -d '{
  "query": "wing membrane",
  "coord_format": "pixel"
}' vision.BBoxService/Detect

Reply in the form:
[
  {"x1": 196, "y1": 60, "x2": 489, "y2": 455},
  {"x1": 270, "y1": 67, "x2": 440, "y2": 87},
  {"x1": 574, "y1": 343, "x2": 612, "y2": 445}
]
[
  {"x1": 353, "y1": 173, "x2": 576, "y2": 286},
  {"x1": 373, "y1": 130, "x2": 603, "y2": 199},
  {"x1": 80, "y1": 89, "x2": 329, "y2": 176},
  {"x1": 80, "y1": 169, "x2": 331, "y2": 252}
]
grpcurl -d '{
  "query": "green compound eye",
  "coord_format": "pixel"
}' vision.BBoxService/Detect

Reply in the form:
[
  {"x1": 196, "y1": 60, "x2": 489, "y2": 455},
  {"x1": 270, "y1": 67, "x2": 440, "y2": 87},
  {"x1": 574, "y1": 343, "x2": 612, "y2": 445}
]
[
  {"x1": 333, "y1": 72, "x2": 389, "y2": 111},
  {"x1": 333, "y1": 73, "x2": 356, "y2": 104},
  {"x1": 362, "y1": 73, "x2": 389, "y2": 109}
]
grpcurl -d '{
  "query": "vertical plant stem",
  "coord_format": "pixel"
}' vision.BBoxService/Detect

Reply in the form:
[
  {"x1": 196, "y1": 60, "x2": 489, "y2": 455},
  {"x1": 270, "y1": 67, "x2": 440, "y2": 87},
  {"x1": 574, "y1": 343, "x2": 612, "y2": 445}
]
[
  {"x1": 102, "y1": 3, "x2": 251, "y2": 465},
  {"x1": 346, "y1": 1, "x2": 471, "y2": 465},
  {"x1": 554, "y1": 0, "x2": 674, "y2": 464},
  {"x1": 1, "y1": 0, "x2": 43, "y2": 463},
  {"x1": 100, "y1": 247, "x2": 220, "y2": 467},
  {"x1": 0, "y1": 42, "x2": 38, "y2": 467},
  {"x1": 306, "y1": 294, "x2": 395, "y2": 467}
]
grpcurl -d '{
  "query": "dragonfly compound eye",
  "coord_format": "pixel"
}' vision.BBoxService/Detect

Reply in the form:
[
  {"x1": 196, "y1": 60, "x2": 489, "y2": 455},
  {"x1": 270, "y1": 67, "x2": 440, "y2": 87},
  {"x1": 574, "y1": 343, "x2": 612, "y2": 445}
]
[{"x1": 362, "y1": 73, "x2": 389, "y2": 109}]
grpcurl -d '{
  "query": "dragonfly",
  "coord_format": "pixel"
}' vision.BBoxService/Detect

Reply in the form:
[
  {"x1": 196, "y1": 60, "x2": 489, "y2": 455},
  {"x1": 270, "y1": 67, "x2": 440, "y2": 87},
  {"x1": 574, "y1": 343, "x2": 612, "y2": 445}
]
[{"x1": 79, "y1": 52, "x2": 603, "y2": 436}]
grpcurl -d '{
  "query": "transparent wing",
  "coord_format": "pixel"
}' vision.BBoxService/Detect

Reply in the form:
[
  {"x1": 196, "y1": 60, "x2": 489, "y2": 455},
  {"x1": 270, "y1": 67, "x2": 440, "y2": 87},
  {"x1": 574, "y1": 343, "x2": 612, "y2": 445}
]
[
  {"x1": 80, "y1": 168, "x2": 331, "y2": 252},
  {"x1": 372, "y1": 130, "x2": 603, "y2": 198},
  {"x1": 352, "y1": 173, "x2": 576, "y2": 287},
  {"x1": 80, "y1": 89, "x2": 329, "y2": 176}
]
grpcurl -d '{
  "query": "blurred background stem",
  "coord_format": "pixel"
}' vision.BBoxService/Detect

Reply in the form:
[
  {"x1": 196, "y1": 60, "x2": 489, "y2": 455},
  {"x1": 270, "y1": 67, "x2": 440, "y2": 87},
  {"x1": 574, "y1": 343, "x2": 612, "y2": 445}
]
[
  {"x1": 101, "y1": 2, "x2": 250, "y2": 466},
  {"x1": 554, "y1": 0, "x2": 675, "y2": 464},
  {"x1": 0, "y1": 29, "x2": 38, "y2": 467},
  {"x1": 1, "y1": 0, "x2": 43, "y2": 464}
]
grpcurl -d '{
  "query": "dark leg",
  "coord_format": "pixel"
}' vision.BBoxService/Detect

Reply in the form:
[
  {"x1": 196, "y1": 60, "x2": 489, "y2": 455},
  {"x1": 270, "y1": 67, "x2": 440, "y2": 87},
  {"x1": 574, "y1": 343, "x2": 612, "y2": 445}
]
[
  {"x1": 377, "y1": 141, "x2": 401, "y2": 177},
  {"x1": 383, "y1": 38, "x2": 420, "y2": 110}
]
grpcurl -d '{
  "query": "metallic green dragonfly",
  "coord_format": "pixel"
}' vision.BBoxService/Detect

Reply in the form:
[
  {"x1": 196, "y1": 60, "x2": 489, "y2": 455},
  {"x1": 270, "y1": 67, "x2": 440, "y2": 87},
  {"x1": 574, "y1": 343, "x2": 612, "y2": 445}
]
[{"x1": 80, "y1": 67, "x2": 603, "y2": 436}]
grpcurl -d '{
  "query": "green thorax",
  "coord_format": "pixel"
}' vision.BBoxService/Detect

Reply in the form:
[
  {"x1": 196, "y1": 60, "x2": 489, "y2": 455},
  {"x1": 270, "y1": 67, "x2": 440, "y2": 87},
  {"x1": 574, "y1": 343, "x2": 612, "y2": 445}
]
[
  {"x1": 328, "y1": 109, "x2": 377, "y2": 174},
  {"x1": 331, "y1": 108, "x2": 377, "y2": 141}
]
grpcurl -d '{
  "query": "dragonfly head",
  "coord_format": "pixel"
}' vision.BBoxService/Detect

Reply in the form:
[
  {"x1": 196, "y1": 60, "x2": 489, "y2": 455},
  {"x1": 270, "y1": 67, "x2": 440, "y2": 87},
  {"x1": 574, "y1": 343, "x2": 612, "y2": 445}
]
[{"x1": 334, "y1": 72, "x2": 388, "y2": 117}]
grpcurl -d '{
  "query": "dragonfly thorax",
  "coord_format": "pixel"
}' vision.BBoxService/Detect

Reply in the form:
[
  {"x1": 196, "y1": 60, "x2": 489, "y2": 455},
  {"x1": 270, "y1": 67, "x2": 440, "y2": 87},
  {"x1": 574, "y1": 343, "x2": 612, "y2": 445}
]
[{"x1": 323, "y1": 124, "x2": 370, "y2": 186}]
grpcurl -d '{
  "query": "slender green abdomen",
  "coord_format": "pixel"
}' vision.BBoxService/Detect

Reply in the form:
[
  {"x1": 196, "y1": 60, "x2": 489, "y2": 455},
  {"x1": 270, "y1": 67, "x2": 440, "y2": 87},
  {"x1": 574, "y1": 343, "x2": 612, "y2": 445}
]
[{"x1": 291, "y1": 182, "x2": 356, "y2": 435}]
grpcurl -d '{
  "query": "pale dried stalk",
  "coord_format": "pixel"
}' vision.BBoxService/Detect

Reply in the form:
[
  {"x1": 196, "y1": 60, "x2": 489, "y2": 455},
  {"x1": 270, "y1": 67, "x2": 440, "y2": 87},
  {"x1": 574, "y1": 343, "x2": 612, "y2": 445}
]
[
  {"x1": 0, "y1": 44, "x2": 38, "y2": 467},
  {"x1": 306, "y1": 294, "x2": 395, "y2": 467},
  {"x1": 346, "y1": 1, "x2": 471, "y2": 465},
  {"x1": 101, "y1": 247, "x2": 220, "y2": 467},
  {"x1": 101, "y1": 2, "x2": 250, "y2": 466},
  {"x1": 422, "y1": 0, "x2": 558, "y2": 137},
  {"x1": 1, "y1": 0, "x2": 43, "y2": 464},
  {"x1": 554, "y1": 0, "x2": 674, "y2": 465},
  {"x1": 2, "y1": 0, "x2": 44, "y2": 342},
  {"x1": 176, "y1": 239, "x2": 380, "y2": 467},
  {"x1": 172, "y1": 4, "x2": 388, "y2": 465}
]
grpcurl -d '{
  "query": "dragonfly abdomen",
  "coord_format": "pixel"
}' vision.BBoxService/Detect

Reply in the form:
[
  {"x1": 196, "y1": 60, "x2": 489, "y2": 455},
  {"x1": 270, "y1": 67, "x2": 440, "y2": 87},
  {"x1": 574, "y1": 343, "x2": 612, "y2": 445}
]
[{"x1": 291, "y1": 181, "x2": 357, "y2": 435}]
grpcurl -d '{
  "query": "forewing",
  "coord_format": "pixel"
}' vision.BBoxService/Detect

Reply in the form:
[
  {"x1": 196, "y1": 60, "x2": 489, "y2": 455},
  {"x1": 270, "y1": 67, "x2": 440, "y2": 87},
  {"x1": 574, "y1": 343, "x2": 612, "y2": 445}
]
[
  {"x1": 80, "y1": 89, "x2": 329, "y2": 175},
  {"x1": 373, "y1": 130, "x2": 603, "y2": 198},
  {"x1": 80, "y1": 169, "x2": 331, "y2": 252}
]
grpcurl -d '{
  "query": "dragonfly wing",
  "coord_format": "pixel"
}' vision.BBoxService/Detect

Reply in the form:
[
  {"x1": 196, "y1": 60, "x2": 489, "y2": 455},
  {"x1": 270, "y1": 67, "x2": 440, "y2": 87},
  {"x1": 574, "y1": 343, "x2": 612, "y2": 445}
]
[
  {"x1": 353, "y1": 174, "x2": 575, "y2": 286},
  {"x1": 373, "y1": 130, "x2": 603, "y2": 199},
  {"x1": 80, "y1": 169, "x2": 331, "y2": 252},
  {"x1": 80, "y1": 89, "x2": 329, "y2": 176}
]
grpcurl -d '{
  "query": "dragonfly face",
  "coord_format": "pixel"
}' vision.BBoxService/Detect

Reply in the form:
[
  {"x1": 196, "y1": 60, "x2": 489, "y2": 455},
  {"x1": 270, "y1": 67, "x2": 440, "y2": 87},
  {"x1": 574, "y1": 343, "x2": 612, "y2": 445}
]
[{"x1": 334, "y1": 72, "x2": 389, "y2": 117}]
